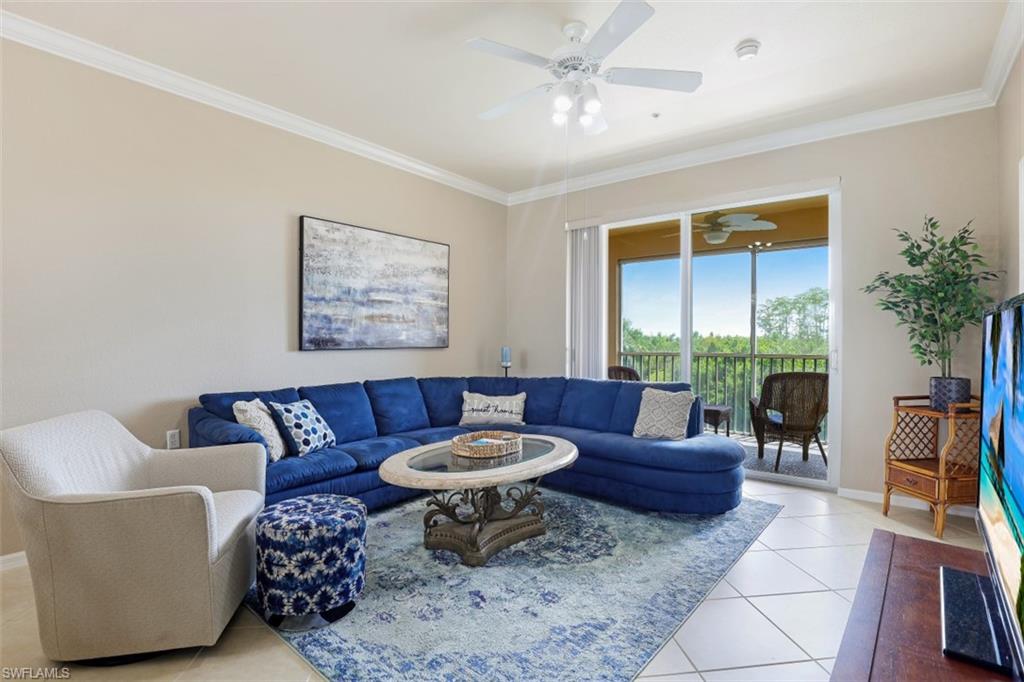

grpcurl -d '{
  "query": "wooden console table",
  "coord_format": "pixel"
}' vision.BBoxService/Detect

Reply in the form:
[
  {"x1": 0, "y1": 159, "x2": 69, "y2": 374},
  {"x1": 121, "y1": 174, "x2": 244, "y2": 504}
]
[
  {"x1": 833, "y1": 530, "x2": 1008, "y2": 681},
  {"x1": 883, "y1": 395, "x2": 981, "y2": 537}
]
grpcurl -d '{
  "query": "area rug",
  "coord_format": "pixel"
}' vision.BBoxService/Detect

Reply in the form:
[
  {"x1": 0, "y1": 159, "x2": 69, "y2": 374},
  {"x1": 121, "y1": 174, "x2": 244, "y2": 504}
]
[
  {"x1": 741, "y1": 441, "x2": 829, "y2": 480},
  {"x1": 252, "y1": 489, "x2": 781, "y2": 681}
]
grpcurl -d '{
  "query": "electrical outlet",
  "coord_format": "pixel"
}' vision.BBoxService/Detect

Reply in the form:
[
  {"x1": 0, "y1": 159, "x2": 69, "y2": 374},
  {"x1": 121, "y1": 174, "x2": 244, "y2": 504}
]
[{"x1": 166, "y1": 429, "x2": 181, "y2": 449}]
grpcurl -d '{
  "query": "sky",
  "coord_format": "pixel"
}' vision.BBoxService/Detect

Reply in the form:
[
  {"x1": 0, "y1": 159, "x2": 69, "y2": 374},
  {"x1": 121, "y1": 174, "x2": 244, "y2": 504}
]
[{"x1": 620, "y1": 246, "x2": 829, "y2": 337}]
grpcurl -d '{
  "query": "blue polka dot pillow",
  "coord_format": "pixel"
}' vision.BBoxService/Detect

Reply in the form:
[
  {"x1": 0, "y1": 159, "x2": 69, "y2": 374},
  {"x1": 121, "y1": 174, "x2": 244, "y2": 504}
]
[{"x1": 267, "y1": 400, "x2": 336, "y2": 457}]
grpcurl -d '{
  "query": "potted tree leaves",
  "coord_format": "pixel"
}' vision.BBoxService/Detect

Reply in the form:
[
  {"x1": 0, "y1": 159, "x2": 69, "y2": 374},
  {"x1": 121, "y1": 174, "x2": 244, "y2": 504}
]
[{"x1": 864, "y1": 216, "x2": 999, "y2": 413}]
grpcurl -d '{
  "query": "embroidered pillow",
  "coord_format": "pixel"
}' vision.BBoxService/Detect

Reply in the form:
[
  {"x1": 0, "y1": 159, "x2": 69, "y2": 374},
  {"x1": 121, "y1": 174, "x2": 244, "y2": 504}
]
[
  {"x1": 268, "y1": 399, "x2": 336, "y2": 456},
  {"x1": 232, "y1": 399, "x2": 287, "y2": 462},
  {"x1": 459, "y1": 391, "x2": 526, "y2": 426},
  {"x1": 633, "y1": 388, "x2": 695, "y2": 441}
]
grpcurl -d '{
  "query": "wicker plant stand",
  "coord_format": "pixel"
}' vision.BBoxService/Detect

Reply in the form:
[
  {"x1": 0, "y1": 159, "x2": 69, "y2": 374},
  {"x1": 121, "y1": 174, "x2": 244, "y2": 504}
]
[{"x1": 882, "y1": 395, "x2": 981, "y2": 538}]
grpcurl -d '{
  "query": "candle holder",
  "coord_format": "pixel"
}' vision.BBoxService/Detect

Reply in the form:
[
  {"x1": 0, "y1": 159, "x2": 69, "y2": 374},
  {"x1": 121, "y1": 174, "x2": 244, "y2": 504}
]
[{"x1": 500, "y1": 346, "x2": 512, "y2": 378}]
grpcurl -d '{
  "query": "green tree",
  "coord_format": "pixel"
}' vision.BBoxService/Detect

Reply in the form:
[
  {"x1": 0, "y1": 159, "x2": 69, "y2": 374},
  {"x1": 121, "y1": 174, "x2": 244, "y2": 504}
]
[
  {"x1": 757, "y1": 287, "x2": 829, "y2": 355},
  {"x1": 621, "y1": 318, "x2": 680, "y2": 352}
]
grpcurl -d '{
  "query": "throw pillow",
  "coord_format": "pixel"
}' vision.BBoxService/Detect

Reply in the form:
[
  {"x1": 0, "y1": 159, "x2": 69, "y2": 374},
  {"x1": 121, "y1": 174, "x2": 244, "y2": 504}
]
[
  {"x1": 268, "y1": 399, "x2": 337, "y2": 456},
  {"x1": 633, "y1": 387, "x2": 695, "y2": 440},
  {"x1": 232, "y1": 399, "x2": 288, "y2": 462},
  {"x1": 459, "y1": 391, "x2": 526, "y2": 426}
]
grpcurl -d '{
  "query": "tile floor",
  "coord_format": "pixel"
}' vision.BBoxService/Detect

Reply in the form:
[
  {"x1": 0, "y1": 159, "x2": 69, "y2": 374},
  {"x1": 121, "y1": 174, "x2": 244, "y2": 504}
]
[
  {"x1": 0, "y1": 479, "x2": 982, "y2": 681},
  {"x1": 636, "y1": 478, "x2": 983, "y2": 681}
]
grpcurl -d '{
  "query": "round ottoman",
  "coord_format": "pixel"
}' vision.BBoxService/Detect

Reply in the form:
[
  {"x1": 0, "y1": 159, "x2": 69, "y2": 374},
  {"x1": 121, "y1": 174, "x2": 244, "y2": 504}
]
[{"x1": 255, "y1": 494, "x2": 367, "y2": 627}]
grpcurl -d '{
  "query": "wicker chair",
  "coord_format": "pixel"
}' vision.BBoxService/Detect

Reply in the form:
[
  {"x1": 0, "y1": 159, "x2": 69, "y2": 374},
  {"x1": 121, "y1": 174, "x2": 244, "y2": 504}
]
[
  {"x1": 749, "y1": 372, "x2": 829, "y2": 472},
  {"x1": 608, "y1": 365, "x2": 641, "y2": 381}
]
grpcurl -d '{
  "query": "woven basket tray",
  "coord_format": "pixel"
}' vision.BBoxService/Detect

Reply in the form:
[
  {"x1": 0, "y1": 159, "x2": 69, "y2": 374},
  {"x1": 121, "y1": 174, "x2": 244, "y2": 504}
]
[{"x1": 451, "y1": 431, "x2": 523, "y2": 459}]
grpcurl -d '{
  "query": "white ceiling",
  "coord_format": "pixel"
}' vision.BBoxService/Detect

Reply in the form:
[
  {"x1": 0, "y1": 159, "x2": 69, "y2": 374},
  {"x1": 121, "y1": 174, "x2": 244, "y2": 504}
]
[{"x1": 2, "y1": 1, "x2": 1014, "y2": 196}]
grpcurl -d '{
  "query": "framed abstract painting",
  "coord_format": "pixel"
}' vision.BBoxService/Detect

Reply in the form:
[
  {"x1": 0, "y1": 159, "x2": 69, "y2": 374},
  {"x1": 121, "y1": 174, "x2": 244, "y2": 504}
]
[{"x1": 299, "y1": 215, "x2": 450, "y2": 350}]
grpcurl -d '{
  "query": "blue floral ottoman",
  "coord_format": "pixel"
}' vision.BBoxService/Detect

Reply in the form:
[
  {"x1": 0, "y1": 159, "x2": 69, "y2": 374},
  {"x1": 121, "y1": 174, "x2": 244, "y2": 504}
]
[{"x1": 255, "y1": 494, "x2": 367, "y2": 627}]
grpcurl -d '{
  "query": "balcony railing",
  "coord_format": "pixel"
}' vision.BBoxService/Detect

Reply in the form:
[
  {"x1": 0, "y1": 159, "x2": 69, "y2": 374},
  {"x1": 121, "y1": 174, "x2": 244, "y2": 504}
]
[{"x1": 617, "y1": 351, "x2": 829, "y2": 437}]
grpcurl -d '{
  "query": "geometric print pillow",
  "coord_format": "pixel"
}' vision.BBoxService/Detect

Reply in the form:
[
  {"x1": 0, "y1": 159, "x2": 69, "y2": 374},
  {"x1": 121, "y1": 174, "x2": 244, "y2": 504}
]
[
  {"x1": 632, "y1": 387, "x2": 695, "y2": 441},
  {"x1": 268, "y1": 400, "x2": 336, "y2": 456}
]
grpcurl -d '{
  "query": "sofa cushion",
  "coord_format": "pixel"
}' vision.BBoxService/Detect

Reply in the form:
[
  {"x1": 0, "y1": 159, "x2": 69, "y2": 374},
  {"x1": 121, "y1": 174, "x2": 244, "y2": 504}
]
[
  {"x1": 557, "y1": 379, "x2": 622, "y2": 431},
  {"x1": 467, "y1": 377, "x2": 519, "y2": 396},
  {"x1": 609, "y1": 382, "x2": 698, "y2": 436},
  {"x1": 393, "y1": 426, "x2": 469, "y2": 445},
  {"x1": 516, "y1": 377, "x2": 567, "y2": 425},
  {"x1": 569, "y1": 455, "x2": 745, "y2": 495},
  {"x1": 363, "y1": 378, "x2": 430, "y2": 435},
  {"x1": 519, "y1": 424, "x2": 599, "y2": 443},
  {"x1": 299, "y1": 382, "x2": 378, "y2": 443},
  {"x1": 574, "y1": 432, "x2": 745, "y2": 473},
  {"x1": 265, "y1": 446, "x2": 358, "y2": 494},
  {"x1": 212, "y1": 490, "x2": 264, "y2": 557},
  {"x1": 336, "y1": 435, "x2": 420, "y2": 471},
  {"x1": 199, "y1": 387, "x2": 300, "y2": 423},
  {"x1": 418, "y1": 378, "x2": 469, "y2": 427}
]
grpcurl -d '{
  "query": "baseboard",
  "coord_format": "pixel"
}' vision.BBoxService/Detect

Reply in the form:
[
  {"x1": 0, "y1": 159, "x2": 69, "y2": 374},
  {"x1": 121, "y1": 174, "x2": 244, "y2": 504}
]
[
  {"x1": 0, "y1": 551, "x2": 26, "y2": 571},
  {"x1": 838, "y1": 487, "x2": 976, "y2": 519}
]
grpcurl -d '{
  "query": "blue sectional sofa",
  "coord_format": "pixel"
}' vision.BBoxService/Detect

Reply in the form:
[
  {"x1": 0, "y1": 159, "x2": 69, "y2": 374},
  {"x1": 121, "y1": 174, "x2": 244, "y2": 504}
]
[{"x1": 188, "y1": 377, "x2": 746, "y2": 514}]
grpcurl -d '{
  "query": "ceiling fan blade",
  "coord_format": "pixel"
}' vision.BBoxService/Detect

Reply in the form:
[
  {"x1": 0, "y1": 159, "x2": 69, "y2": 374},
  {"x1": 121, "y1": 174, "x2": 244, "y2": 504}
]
[
  {"x1": 604, "y1": 67, "x2": 702, "y2": 93},
  {"x1": 718, "y1": 213, "x2": 759, "y2": 224},
  {"x1": 585, "y1": 0, "x2": 655, "y2": 61},
  {"x1": 466, "y1": 38, "x2": 550, "y2": 70},
  {"x1": 478, "y1": 83, "x2": 554, "y2": 120},
  {"x1": 726, "y1": 220, "x2": 778, "y2": 232}
]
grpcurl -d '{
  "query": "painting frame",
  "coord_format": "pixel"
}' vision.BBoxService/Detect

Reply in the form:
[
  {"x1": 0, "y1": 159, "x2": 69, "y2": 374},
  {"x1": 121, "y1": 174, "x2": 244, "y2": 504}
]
[{"x1": 299, "y1": 215, "x2": 450, "y2": 351}]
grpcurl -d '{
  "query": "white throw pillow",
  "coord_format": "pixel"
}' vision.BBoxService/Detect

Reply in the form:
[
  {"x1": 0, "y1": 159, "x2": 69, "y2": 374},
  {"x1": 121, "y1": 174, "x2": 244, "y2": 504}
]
[
  {"x1": 633, "y1": 388, "x2": 695, "y2": 441},
  {"x1": 232, "y1": 399, "x2": 287, "y2": 462},
  {"x1": 459, "y1": 391, "x2": 526, "y2": 426}
]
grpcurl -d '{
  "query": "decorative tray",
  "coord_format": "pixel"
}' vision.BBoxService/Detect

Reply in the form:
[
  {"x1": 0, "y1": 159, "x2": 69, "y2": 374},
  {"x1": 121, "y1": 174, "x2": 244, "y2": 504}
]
[{"x1": 451, "y1": 431, "x2": 523, "y2": 459}]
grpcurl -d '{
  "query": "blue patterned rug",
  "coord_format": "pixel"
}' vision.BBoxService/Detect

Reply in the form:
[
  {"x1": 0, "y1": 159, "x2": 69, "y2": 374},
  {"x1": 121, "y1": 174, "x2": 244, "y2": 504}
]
[{"x1": 251, "y1": 489, "x2": 781, "y2": 681}]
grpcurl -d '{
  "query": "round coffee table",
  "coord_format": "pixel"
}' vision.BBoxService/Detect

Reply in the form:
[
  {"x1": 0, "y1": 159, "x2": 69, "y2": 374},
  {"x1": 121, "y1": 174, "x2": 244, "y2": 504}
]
[{"x1": 378, "y1": 435, "x2": 577, "y2": 566}]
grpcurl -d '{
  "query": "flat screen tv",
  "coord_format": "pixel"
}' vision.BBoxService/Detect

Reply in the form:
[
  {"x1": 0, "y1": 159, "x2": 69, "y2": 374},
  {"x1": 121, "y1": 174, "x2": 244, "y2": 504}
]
[{"x1": 971, "y1": 293, "x2": 1024, "y2": 673}]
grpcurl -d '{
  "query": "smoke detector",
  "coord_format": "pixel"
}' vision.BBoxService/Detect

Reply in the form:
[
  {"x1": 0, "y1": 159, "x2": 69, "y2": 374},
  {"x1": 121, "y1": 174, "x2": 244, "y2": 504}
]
[{"x1": 735, "y1": 39, "x2": 760, "y2": 61}]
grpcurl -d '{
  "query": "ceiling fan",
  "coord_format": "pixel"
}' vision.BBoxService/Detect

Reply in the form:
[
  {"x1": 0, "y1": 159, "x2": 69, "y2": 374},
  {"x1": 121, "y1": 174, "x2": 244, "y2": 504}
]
[
  {"x1": 468, "y1": 0, "x2": 703, "y2": 135},
  {"x1": 692, "y1": 212, "x2": 777, "y2": 245}
]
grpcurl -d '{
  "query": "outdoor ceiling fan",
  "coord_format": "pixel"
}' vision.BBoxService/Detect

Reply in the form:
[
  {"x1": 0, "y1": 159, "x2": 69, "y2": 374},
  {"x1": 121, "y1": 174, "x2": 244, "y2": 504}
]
[
  {"x1": 693, "y1": 212, "x2": 777, "y2": 245},
  {"x1": 468, "y1": 0, "x2": 703, "y2": 135},
  {"x1": 660, "y1": 212, "x2": 778, "y2": 245}
]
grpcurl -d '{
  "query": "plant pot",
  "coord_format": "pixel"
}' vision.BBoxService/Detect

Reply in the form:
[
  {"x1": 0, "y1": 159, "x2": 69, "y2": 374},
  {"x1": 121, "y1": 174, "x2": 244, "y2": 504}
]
[{"x1": 929, "y1": 376, "x2": 971, "y2": 413}]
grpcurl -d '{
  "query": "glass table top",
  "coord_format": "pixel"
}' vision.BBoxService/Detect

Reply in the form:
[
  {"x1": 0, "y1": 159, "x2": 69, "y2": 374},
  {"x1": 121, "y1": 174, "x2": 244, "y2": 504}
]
[{"x1": 407, "y1": 438, "x2": 556, "y2": 474}]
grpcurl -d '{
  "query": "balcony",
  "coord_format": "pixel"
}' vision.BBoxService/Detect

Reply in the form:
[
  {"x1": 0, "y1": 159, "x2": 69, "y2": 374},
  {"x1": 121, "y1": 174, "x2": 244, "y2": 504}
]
[{"x1": 617, "y1": 351, "x2": 829, "y2": 437}]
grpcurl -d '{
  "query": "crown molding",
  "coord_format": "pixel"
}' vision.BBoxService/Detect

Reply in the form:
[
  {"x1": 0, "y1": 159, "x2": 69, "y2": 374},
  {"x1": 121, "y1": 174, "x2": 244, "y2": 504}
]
[
  {"x1": 507, "y1": 88, "x2": 994, "y2": 205},
  {"x1": 0, "y1": 11, "x2": 509, "y2": 205},
  {"x1": 2, "y1": 9, "x2": 1015, "y2": 209},
  {"x1": 983, "y1": 0, "x2": 1024, "y2": 102}
]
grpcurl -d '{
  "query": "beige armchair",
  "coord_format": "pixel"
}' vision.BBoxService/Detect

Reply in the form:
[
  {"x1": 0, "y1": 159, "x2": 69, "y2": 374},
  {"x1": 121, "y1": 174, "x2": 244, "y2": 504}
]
[{"x1": 0, "y1": 410, "x2": 265, "y2": 662}]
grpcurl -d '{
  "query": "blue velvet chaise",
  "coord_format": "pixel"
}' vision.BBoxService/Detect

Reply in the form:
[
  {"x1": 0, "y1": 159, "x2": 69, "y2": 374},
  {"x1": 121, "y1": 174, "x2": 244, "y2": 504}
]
[{"x1": 188, "y1": 377, "x2": 746, "y2": 514}]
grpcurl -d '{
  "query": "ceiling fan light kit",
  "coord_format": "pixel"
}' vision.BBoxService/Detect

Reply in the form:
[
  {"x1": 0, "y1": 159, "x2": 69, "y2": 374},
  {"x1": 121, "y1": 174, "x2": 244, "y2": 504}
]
[
  {"x1": 468, "y1": 0, "x2": 703, "y2": 134},
  {"x1": 693, "y1": 211, "x2": 778, "y2": 245}
]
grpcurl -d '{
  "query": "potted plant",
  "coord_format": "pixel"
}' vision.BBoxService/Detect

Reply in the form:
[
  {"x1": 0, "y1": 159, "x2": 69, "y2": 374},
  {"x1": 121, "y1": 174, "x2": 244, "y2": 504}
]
[{"x1": 864, "y1": 216, "x2": 999, "y2": 412}]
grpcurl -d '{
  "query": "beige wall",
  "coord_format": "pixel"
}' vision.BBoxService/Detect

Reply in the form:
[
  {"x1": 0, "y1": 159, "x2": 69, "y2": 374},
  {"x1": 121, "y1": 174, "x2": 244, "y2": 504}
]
[
  {"x1": 0, "y1": 42, "x2": 508, "y2": 555},
  {"x1": 508, "y1": 108, "x2": 1002, "y2": 496},
  {"x1": 998, "y1": 49, "x2": 1023, "y2": 298}
]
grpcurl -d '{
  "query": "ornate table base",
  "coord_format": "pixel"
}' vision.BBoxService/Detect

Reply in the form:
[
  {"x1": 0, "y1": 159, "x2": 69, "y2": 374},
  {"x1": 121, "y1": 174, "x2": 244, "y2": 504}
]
[{"x1": 423, "y1": 480, "x2": 545, "y2": 567}]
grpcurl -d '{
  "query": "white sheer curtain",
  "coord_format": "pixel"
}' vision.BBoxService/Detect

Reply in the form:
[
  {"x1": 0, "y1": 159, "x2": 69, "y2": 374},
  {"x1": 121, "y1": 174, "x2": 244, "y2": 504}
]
[{"x1": 568, "y1": 226, "x2": 603, "y2": 378}]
